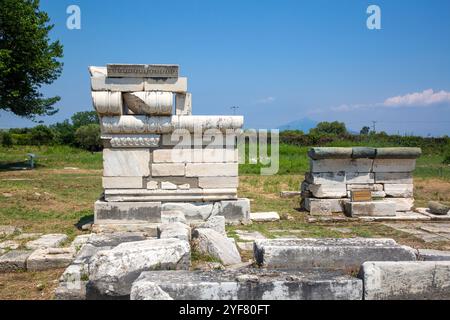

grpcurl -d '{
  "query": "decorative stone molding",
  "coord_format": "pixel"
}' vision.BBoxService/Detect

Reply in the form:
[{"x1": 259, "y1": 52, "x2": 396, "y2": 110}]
[
  {"x1": 123, "y1": 92, "x2": 173, "y2": 115},
  {"x1": 92, "y1": 91, "x2": 123, "y2": 115},
  {"x1": 107, "y1": 135, "x2": 161, "y2": 148}
]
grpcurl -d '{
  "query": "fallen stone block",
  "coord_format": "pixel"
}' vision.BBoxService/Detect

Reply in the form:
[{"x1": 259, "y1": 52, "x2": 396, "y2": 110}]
[
  {"x1": 94, "y1": 200, "x2": 162, "y2": 223},
  {"x1": 249, "y1": 212, "x2": 280, "y2": 222},
  {"x1": 417, "y1": 249, "x2": 450, "y2": 261},
  {"x1": 0, "y1": 240, "x2": 20, "y2": 250},
  {"x1": 384, "y1": 184, "x2": 414, "y2": 198},
  {"x1": 236, "y1": 242, "x2": 253, "y2": 251},
  {"x1": 27, "y1": 247, "x2": 75, "y2": 271},
  {"x1": 55, "y1": 280, "x2": 88, "y2": 300},
  {"x1": 192, "y1": 228, "x2": 241, "y2": 266},
  {"x1": 196, "y1": 216, "x2": 226, "y2": 235},
  {"x1": 161, "y1": 210, "x2": 187, "y2": 224},
  {"x1": 359, "y1": 261, "x2": 450, "y2": 300},
  {"x1": 344, "y1": 201, "x2": 396, "y2": 217},
  {"x1": 70, "y1": 234, "x2": 91, "y2": 251},
  {"x1": 88, "y1": 238, "x2": 190, "y2": 298},
  {"x1": 162, "y1": 202, "x2": 214, "y2": 221},
  {"x1": 73, "y1": 244, "x2": 113, "y2": 264},
  {"x1": 254, "y1": 238, "x2": 416, "y2": 270},
  {"x1": 235, "y1": 230, "x2": 266, "y2": 242},
  {"x1": 211, "y1": 199, "x2": 250, "y2": 224},
  {"x1": 372, "y1": 159, "x2": 416, "y2": 173},
  {"x1": 26, "y1": 234, "x2": 68, "y2": 250},
  {"x1": 0, "y1": 250, "x2": 32, "y2": 272},
  {"x1": 428, "y1": 201, "x2": 450, "y2": 215},
  {"x1": 280, "y1": 191, "x2": 302, "y2": 198},
  {"x1": 158, "y1": 222, "x2": 191, "y2": 242},
  {"x1": 87, "y1": 232, "x2": 147, "y2": 247},
  {"x1": 130, "y1": 269, "x2": 363, "y2": 300}
]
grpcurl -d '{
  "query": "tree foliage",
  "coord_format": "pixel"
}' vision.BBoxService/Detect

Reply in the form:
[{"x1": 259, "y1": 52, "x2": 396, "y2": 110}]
[
  {"x1": 75, "y1": 124, "x2": 102, "y2": 152},
  {"x1": 310, "y1": 121, "x2": 348, "y2": 136},
  {"x1": 0, "y1": 0, "x2": 63, "y2": 118},
  {"x1": 30, "y1": 124, "x2": 54, "y2": 145},
  {"x1": 71, "y1": 111, "x2": 99, "y2": 129}
]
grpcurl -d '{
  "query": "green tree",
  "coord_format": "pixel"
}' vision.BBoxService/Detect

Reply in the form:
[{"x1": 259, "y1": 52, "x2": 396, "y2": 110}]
[
  {"x1": 51, "y1": 120, "x2": 75, "y2": 145},
  {"x1": 0, "y1": 0, "x2": 64, "y2": 119},
  {"x1": 75, "y1": 124, "x2": 102, "y2": 152},
  {"x1": 30, "y1": 124, "x2": 54, "y2": 145},
  {"x1": 310, "y1": 121, "x2": 347, "y2": 136},
  {"x1": 360, "y1": 126, "x2": 370, "y2": 135},
  {"x1": 71, "y1": 111, "x2": 99, "y2": 129},
  {"x1": 1, "y1": 131, "x2": 13, "y2": 147}
]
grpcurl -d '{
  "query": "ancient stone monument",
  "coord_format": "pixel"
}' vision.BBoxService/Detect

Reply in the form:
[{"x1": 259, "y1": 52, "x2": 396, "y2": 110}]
[
  {"x1": 300, "y1": 147, "x2": 422, "y2": 217},
  {"x1": 89, "y1": 64, "x2": 250, "y2": 231}
]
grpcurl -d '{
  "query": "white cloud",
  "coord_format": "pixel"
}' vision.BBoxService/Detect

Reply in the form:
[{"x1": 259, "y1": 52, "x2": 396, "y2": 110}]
[
  {"x1": 327, "y1": 89, "x2": 450, "y2": 113},
  {"x1": 256, "y1": 96, "x2": 276, "y2": 104},
  {"x1": 383, "y1": 89, "x2": 450, "y2": 107}
]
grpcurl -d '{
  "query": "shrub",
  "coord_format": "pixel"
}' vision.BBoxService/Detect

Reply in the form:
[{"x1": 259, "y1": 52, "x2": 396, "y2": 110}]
[
  {"x1": 30, "y1": 125, "x2": 55, "y2": 146},
  {"x1": 1, "y1": 131, "x2": 13, "y2": 147},
  {"x1": 75, "y1": 124, "x2": 102, "y2": 152}
]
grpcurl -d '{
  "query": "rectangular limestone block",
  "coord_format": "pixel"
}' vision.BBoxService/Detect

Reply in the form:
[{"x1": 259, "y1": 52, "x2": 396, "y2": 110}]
[
  {"x1": 151, "y1": 163, "x2": 186, "y2": 176},
  {"x1": 344, "y1": 201, "x2": 396, "y2": 217},
  {"x1": 145, "y1": 77, "x2": 187, "y2": 93},
  {"x1": 186, "y1": 163, "x2": 238, "y2": 177},
  {"x1": 375, "y1": 172, "x2": 413, "y2": 184},
  {"x1": 91, "y1": 76, "x2": 144, "y2": 92},
  {"x1": 302, "y1": 198, "x2": 348, "y2": 215},
  {"x1": 152, "y1": 148, "x2": 238, "y2": 163},
  {"x1": 305, "y1": 172, "x2": 345, "y2": 184},
  {"x1": 384, "y1": 184, "x2": 414, "y2": 198},
  {"x1": 103, "y1": 149, "x2": 150, "y2": 177},
  {"x1": 102, "y1": 177, "x2": 144, "y2": 189},
  {"x1": 254, "y1": 238, "x2": 416, "y2": 270},
  {"x1": 389, "y1": 198, "x2": 414, "y2": 211},
  {"x1": 372, "y1": 159, "x2": 416, "y2": 173},
  {"x1": 359, "y1": 261, "x2": 450, "y2": 300},
  {"x1": 198, "y1": 177, "x2": 239, "y2": 189},
  {"x1": 94, "y1": 200, "x2": 161, "y2": 223},
  {"x1": 161, "y1": 133, "x2": 238, "y2": 147},
  {"x1": 307, "y1": 183, "x2": 347, "y2": 199},
  {"x1": 345, "y1": 172, "x2": 375, "y2": 184},
  {"x1": 176, "y1": 93, "x2": 192, "y2": 115},
  {"x1": 310, "y1": 159, "x2": 373, "y2": 173}
]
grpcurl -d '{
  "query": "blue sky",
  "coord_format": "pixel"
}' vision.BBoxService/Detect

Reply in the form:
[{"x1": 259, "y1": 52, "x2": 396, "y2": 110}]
[{"x1": 1, "y1": 0, "x2": 450, "y2": 136}]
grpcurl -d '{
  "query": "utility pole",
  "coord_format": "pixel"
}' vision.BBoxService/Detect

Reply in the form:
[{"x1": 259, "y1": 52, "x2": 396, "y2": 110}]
[
  {"x1": 231, "y1": 106, "x2": 239, "y2": 115},
  {"x1": 371, "y1": 121, "x2": 377, "y2": 133}
]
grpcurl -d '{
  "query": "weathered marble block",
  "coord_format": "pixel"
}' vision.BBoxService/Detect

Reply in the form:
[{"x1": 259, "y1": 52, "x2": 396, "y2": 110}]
[
  {"x1": 374, "y1": 172, "x2": 413, "y2": 184},
  {"x1": 372, "y1": 159, "x2": 416, "y2": 173},
  {"x1": 107, "y1": 64, "x2": 179, "y2": 78},
  {"x1": 198, "y1": 177, "x2": 238, "y2": 189},
  {"x1": 123, "y1": 91, "x2": 173, "y2": 115},
  {"x1": 151, "y1": 163, "x2": 186, "y2": 176},
  {"x1": 91, "y1": 77, "x2": 144, "y2": 92},
  {"x1": 145, "y1": 77, "x2": 187, "y2": 92},
  {"x1": 92, "y1": 91, "x2": 123, "y2": 115},
  {"x1": 94, "y1": 200, "x2": 161, "y2": 224},
  {"x1": 389, "y1": 198, "x2": 414, "y2": 211},
  {"x1": 152, "y1": 148, "x2": 238, "y2": 163},
  {"x1": 302, "y1": 198, "x2": 348, "y2": 215},
  {"x1": 104, "y1": 189, "x2": 238, "y2": 202},
  {"x1": 383, "y1": 184, "x2": 414, "y2": 198},
  {"x1": 102, "y1": 177, "x2": 144, "y2": 189},
  {"x1": 104, "y1": 134, "x2": 161, "y2": 148},
  {"x1": 305, "y1": 172, "x2": 345, "y2": 184},
  {"x1": 185, "y1": 163, "x2": 238, "y2": 177},
  {"x1": 254, "y1": 238, "x2": 416, "y2": 270},
  {"x1": 344, "y1": 201, "x2": 396, "y2": 217},
  {"x1": 345, "y1": 172, "x2": 375, "y2": 184},
  {"x1": 103, "y1": 149, "x2": 150, "y2": 177},
  {"x1": 176, "y1": 93, "x2": 192, "y2": 115},
  {"x1": 304, "y1": 182, "x2": 347, "y2": 199},
  {"x1": 359, "y1": 261, "x2": 450, "y2": 300},
  {"x1": 310, "y1": 159, "x2": 373, "y2": 173}
]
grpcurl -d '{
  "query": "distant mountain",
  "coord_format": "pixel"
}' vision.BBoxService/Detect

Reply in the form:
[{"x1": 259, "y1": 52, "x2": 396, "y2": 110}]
[{"x1": 277, "y1": 118, "x2": 318, "y2": 133}]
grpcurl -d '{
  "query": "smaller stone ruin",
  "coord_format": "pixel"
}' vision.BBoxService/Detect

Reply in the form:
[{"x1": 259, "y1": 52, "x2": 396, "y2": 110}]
[{"x1": 300, "y1": 147, "x2": 422, "y2": 217}]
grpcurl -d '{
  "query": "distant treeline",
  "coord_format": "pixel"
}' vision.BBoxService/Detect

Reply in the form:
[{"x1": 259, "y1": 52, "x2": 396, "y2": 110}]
[
  {"x1": 0, "y1": 111, "x2": 102, "y2": 152},
  {"x1": 1, "y1": 118, "x2": 449, "y2": 163}
]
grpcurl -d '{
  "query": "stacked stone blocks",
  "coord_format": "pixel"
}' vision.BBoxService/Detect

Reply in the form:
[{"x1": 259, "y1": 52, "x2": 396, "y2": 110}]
[{"x1": 301, "y1": 147, "x2": 421, "y2": 216}]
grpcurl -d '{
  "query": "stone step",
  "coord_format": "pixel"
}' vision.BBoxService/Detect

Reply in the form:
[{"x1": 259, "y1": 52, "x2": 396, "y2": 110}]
[
  {"x1": 130, "y1": 269, "x2": 363, "y2": 300},
  {"x1": 344, "y1": 201, "x2": 397, "y2": 217},
  {"x1": 254, "y1": 238, "x2": 416, "y2": 270}
]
